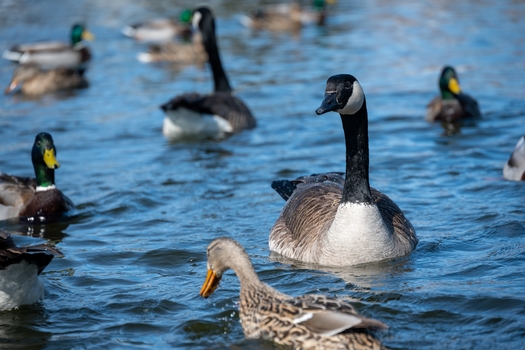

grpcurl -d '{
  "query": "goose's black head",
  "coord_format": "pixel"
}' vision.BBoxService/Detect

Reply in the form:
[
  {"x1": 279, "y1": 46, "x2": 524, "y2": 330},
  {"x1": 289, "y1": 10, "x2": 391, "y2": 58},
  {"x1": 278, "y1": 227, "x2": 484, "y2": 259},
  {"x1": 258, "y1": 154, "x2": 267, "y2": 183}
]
[
  {"x1": 192, "y1": 6, "x2": 215, "y2": 36},
  {"x1": 316, "y1": 74, "x2": 365, "y2": 116}
]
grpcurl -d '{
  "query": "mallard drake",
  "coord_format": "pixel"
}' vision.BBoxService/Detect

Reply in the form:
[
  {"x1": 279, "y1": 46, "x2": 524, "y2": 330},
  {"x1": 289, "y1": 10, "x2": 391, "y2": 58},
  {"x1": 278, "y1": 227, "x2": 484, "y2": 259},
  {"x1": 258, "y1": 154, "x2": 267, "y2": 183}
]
[
  {"x1": 2, "y1": 23, "x2": 94, "y2": 69},
  {"x1": 0, "y1": 133, "x2": 74, "y2": 222},
  {"x1": 503, "y1": 136, "x2": 525, "y2": 181},
  {"x1": 122, "y1": 9, "x2": 193, "y2": 43},
  {"x1": 200, "y1": 237, "x2": 388, "y2": 349},
  {"x1": 269, "y1": 74, "x2": 418, "y2": 266},
  {"x1": 240, "y1": 0, "x2": 333, "y2": 31},
  {"x1": 160, "y1": 6, "x2": 256, "y2": 141},
  {"x1": 426, "y1": 66, "x2": 481, "y2": 123},
  {"x1": 4, "y1": 63, "x2": 88, "y2": 96},
  {"x1": 0, "y1": 230, "x2": 62, "y2": 310}
]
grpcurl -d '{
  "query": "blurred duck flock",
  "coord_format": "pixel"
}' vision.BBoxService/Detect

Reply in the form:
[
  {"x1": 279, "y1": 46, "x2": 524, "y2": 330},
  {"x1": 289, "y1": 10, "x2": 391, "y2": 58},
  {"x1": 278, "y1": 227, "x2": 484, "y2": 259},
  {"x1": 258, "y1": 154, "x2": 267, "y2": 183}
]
[{"x1": 0, "y1": 1, "x2": 524, "y2": 349}]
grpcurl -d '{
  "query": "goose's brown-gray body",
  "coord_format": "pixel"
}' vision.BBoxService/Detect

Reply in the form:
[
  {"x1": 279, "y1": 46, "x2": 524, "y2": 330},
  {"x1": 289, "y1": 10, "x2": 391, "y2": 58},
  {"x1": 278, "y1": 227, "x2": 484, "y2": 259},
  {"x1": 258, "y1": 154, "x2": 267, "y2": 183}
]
[{"x1": 270, "y1": 75, "x2": 417, "y2": 266}]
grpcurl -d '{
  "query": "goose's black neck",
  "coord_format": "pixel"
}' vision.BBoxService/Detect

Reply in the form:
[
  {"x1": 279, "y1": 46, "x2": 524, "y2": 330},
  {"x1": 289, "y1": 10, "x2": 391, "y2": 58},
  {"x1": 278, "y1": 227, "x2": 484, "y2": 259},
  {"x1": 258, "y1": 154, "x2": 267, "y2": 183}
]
[
  {"x1": 340, "y1": 99, "x2": 373, "y2": 204},
  {"x1": 201, "y1": 15, "x2": 232, "y2": 93}
]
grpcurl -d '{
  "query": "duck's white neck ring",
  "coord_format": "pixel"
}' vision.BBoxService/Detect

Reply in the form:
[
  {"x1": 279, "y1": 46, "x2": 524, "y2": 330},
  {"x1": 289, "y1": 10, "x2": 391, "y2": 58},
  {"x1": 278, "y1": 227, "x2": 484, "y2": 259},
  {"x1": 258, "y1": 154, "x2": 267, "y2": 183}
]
[{"x1": 36, "y1": 185, "x2": 56, "y2": 192}]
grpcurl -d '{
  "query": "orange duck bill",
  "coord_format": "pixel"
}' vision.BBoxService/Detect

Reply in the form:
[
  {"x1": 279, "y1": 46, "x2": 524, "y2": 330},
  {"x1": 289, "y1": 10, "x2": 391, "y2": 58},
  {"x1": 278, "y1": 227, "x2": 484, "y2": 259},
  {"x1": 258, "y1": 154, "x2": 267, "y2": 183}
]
[{"x1": 200, "y1": 270, "x2": 221, "y2": 298}]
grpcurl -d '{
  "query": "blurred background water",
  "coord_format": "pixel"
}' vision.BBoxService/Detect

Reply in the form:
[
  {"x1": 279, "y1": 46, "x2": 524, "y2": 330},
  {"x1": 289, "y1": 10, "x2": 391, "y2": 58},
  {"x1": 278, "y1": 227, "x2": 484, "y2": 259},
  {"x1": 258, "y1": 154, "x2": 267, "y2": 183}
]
[{"x1": 0, "y1": 0, "x2": 524, "y2": 349}]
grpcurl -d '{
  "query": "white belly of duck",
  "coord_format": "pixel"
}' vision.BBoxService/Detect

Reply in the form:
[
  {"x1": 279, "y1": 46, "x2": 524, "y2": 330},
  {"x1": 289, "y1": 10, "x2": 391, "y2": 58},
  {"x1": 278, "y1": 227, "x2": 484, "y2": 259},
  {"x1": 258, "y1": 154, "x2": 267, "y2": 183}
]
[
  {"x1": 0, "y1": 261, "x2": 45, "y2": 310},
  {"x1": 162, "y1": 108, "x2": 233, "y2": 141},
  {"x1": 318, "y1": 203, "x2": 397, "y2": 266}
]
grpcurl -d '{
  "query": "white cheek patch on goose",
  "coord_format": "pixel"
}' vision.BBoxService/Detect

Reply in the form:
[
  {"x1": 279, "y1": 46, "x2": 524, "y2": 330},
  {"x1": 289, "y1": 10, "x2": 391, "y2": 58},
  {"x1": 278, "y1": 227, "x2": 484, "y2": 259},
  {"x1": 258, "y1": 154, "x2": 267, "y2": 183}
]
[
  {"x1": 192, "y1": 12, "x2": 202, "y2": 30},
  {"x1": 338, "y1": 81, "x2": 364, "y2": 115}
]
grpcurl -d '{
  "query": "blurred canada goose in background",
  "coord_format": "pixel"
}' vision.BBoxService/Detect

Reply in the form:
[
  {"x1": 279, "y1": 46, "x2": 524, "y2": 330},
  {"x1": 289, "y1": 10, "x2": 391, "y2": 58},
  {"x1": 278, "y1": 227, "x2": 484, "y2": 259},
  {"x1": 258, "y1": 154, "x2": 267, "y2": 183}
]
[
  {"x1": 426, "y1": 66, "x2": 481, "y2": 123},
  {"x1": 160, "y1": 6, "x2": 256, "y2": 141},
  {"x1": 270, "y1": 74, "x2": 417, "y2": 266},
  {"x1": 200, "y1": 237, "x2": 388, "y2": 349},
  {"x1": 503, "y1": 136, "x2": 525, "y2": 181},
  {"x1": 4, "y1": 63, "x2": 88, "y2": 96},
  {"x1": 0, "y1": 230, "x2": 62, "y2": 310},
  {"x1": 122, "y1": 9, "x2": 193, "y2": 43},
  {"x1": 240, "y1": 0, "x2": 335, "y2": 31},
  {"x1": 2, "y1": 23, "x2": 94, "y2": 69},
  {"x1": 0, "y1": 133, "x2": 74, "y2": 222}
]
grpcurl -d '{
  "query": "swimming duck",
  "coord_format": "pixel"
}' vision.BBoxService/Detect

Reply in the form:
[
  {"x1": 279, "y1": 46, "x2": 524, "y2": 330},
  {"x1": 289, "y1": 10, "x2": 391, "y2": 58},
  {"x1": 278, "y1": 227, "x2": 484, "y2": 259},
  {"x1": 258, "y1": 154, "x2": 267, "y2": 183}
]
[
  {"x1": 426, "y1": 66, "x2": 481, "y2": 123},
  {"x1": 0, "y1": 230, "x2": 62, "y2": 310},
  {"x1": 269, "y1": 74, "x2": 418, "y2": 266},
  {"x1": 4, "y1": 63, "x2": 88, "y2": 96},
  {"x1": 200, "y1": 237, "x2": 388, "y2": 349},
  {"x1": 0, "y1": 133, "x2": 74, "y2": 222},
  {"x1": 136, "y1": 36, "x2": 207, "y2": 64},
  {"x1": 503, "y1": 136, "x2": 525, "y2": 181},
  {"x1": 240, "y1": 0, "x2": 333, "y2": 31},
  {"x1": 160, "y1": 6, "x2": 256, "y2": 141},
  {"x1": 2, "y1": 23, "x2": 94, "y2": 69},
  {"x1": 122, "y1": 9, "x2": 193, "y2": 43}
]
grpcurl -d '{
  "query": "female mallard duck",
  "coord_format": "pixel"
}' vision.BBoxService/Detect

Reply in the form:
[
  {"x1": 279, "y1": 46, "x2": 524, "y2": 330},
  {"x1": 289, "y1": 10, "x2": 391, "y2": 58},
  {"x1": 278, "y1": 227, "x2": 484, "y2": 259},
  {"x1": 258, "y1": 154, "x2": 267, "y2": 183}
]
[
  {"x1": 159, "y1": 6, "x2": 256, "y2": 141},
  {"x1": 503, "y1": 136, "x2": 525, "y2": 181},
  {"x1": 2, "y1": 23, "x2": 94, "y2": 69},
  {"x1": 4, "y1": 63, "x2": 88, "y2": 96},
  {"x1": 425, "y1": 66, "x2": 481, "y2": 123},
  {"x1": 240, "y1": 0, "x2": 333, "y2": 31},
  {"x1": 0, "y1": 132, "x2": 73, "y2": 222},
  {"x1": 122, "y1": 9, "x2": 193, "y2": 43},
  {"x1": 0, "y1": 230, "x2": 62, "y2": 310},
  {"x1": 269, "y1": 74, "x2": 418, "y2": 266},
  {"x1": 200, "y1": 237, "x2": 388, "y2": 349}
]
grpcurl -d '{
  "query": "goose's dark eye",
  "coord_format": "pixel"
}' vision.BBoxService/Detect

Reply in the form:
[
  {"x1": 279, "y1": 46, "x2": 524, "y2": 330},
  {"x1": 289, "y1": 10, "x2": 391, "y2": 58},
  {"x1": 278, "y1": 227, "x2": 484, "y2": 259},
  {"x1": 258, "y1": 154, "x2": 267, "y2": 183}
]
[
  {"x1": 36, "y1": 141, "x2": 41, "y2": 146},
  {"x1": 344, "y1": 81, "x2": 352, "y2": 89}
]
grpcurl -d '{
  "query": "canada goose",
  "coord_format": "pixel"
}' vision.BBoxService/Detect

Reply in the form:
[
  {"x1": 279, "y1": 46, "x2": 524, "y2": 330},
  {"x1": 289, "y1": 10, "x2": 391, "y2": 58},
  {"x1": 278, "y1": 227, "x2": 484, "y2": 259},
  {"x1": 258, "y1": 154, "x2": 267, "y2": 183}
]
[
  {"x1": 240, "y1": 0, "x2": 333, "y2": 31},
  {"x1": 0, "y1": 230, "x2": 62, "y2": 310},
  {"x1": 160, "y1": 6, "x2": 256, "y2": 141},
  {"x1": 426, "y1": 66, "x2": 481, "y2": 123},
  {"x1": 0, "y1": 133, "x2": 74, "y2": 222},
  {"x1": 122, "y1": 10, "x2": 193, "y2": 43},
  {"x1": 269, "y1": 74, "x2": 418, "y2": 266},
  {"x1": 201, "y1": 237, "x2": 388, "y2": 349},
  {"x1": 2, "y1": 23, "x2": 94, "y2": 69},
  {"x1": 503, "y1": 136, "x2": 525, "y2": 181},
  {"x1": 4, "y1": 63, "x2": 88, "y2": 96}
]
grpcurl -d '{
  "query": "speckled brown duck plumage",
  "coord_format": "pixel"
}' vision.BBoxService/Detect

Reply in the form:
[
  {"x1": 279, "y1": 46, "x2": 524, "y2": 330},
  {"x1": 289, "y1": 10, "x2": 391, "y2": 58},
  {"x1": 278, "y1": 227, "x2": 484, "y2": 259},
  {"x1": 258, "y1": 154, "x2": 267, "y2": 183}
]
[
  {"x1": 5, "y1": 63, "x2": 88, "y2": 96},
  {"x1": 200, "y1": 237, "x2": 388, "y2": 350},
  {"x1": 0, "y1": 133, "x2": 73, "y2": 222}
]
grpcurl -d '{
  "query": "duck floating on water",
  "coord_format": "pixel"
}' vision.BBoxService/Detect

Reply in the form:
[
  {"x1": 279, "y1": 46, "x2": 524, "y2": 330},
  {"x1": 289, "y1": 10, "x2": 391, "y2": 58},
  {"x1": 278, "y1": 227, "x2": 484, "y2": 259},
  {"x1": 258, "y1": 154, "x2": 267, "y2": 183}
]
[
  {"x1": 4, "y1": 63, "x2": 88, "y2": 96},
  {"x1": 201, "y1": 237, "x2": 388, "y2": 349},
  {"x1": 426, "y1": 66, "x2": 481, "y2": 123},
  {"x1": 0, "y1": 132, "x2": 74, "y2": 222},
  {"x1": 3, "y1": 23, "x2": 94, "y2": 69}
]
